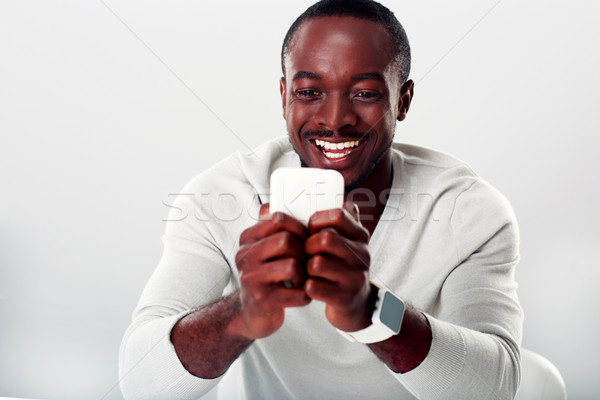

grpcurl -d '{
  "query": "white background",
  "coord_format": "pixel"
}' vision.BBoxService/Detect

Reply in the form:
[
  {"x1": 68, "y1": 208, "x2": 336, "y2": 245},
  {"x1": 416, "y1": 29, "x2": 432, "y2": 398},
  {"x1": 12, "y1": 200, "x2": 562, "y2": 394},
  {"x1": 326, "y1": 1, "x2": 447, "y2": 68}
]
[{"x1": 1, "y1": 1, "x2": 598, "y2": 399}]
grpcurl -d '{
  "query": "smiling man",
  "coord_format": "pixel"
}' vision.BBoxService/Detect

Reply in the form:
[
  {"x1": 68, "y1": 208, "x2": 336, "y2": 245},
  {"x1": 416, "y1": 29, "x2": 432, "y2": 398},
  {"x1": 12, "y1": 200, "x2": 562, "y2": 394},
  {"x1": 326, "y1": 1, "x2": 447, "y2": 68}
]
[{"x1": 119, "y1": 1, "x2": 523, "y2": 399}]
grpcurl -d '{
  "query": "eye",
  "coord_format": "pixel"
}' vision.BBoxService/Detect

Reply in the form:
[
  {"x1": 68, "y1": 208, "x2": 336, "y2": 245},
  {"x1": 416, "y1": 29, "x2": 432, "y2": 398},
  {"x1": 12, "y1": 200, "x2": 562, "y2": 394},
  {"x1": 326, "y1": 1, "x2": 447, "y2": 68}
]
[
  {"x1": 296, "y1": 89, "x2": 321, "y2": 99},
  {"x1": 355, "y1": 91, "x2": 380, "y2": 100}
]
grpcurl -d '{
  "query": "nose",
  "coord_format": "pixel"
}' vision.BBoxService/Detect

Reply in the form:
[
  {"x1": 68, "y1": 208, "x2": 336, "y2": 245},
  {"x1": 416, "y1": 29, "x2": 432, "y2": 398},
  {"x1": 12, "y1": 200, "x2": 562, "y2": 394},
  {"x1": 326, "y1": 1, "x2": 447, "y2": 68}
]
[{"x1": 314, "y1": 94, "x2": 358, "y2": 131}]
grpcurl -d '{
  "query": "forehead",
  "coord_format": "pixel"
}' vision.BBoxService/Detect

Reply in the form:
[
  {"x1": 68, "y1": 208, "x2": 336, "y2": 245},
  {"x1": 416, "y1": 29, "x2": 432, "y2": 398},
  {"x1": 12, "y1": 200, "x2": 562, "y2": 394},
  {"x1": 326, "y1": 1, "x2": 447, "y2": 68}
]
[{"x1": 285, "y1": 17, "x2": 397, "y2": 79}]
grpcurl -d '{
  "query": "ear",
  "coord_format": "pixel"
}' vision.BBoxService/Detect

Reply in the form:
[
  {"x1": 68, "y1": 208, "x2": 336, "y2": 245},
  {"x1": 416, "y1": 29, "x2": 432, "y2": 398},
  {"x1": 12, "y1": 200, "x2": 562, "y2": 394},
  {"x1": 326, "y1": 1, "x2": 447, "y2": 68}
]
[
  {"x1": 397, "y1": 79, "x2": 414, "y2": 122},
  {"x1": 280, "y1": 77, "x2": 287, "y2": 119}
]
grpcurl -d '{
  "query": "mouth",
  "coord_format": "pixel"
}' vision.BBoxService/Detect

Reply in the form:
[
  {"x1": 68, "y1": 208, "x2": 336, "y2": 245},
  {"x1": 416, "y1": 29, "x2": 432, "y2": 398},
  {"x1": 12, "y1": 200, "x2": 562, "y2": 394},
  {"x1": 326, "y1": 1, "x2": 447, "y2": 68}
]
[{"x1": 312, "y1": 139, "x2": 362, "y2": 160}]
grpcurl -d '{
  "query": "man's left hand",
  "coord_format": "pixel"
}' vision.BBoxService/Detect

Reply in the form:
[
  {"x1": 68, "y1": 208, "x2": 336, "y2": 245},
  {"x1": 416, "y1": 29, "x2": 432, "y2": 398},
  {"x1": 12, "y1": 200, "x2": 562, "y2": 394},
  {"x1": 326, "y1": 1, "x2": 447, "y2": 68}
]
[{"x1": 304, "y1": 202, "x2": 375, "y2": 332}]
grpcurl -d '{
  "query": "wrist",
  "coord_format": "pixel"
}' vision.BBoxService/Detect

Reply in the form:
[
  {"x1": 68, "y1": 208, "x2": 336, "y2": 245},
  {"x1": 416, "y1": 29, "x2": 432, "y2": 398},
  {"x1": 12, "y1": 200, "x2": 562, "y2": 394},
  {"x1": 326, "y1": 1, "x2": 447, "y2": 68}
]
[
  {"x1": 356, "y1": 282, "x2": 380, "y2": 329},
  {"x1": 337, "y1": 283, "x2": 406, "y2": 344},
  {"x1": 327, "y1": 281, "x2": 379, "y2": 332},
  {"x1": 224, "y1": 292, "x2": 255, "y2": 339}
]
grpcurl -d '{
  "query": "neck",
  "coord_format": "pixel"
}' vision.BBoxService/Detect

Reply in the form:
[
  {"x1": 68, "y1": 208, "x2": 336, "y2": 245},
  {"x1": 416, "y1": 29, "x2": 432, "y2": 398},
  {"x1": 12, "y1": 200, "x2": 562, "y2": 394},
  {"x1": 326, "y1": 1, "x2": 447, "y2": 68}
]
[{"x1": 344, "y1": 151, "x2": 393, "y2": 237}]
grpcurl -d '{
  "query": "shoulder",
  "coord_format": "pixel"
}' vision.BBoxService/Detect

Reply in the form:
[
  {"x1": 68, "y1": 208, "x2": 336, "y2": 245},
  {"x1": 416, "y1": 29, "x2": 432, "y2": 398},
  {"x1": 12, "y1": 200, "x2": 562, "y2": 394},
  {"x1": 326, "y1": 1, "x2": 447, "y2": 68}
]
[
  {"x1": 392, "y1": 142, "x2": 478, "y2": 186},
  {"x1": 392, "y1": 142, "x2": 474, "y2": 170},
  {"x1": 391, "y1": 142, "x2": 518, "y2": 258},
  {"x1": 391, "y1": 142, "x2": 510, "y2": 207},
  {"x1": 389, "y1": 143, "x2": 480, "y2": 222}
]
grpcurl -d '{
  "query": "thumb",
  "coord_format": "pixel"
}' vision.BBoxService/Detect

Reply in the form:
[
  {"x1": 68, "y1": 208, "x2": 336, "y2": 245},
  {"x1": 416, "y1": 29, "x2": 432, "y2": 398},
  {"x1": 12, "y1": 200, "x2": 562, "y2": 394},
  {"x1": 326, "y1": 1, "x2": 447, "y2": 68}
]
[
  {"x1": 259, "y1": 203, "x2": 271, "y2": 220},
  {"x1": 343, "y1": 201, "x2": 360, "y2": 223}
]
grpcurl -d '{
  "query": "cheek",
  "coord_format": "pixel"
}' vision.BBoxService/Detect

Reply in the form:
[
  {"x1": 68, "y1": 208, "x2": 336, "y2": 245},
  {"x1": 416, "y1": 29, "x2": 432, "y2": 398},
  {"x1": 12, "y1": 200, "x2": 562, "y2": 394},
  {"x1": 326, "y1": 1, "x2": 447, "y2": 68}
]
[
  {"x1": 287, "y1": 103, "x2": 315, "y2": 132},
  {"x1": 360, "y1": 106, "x2": 387, "y2": 126},
  {"x1": 360, "y1": 107, "x2": 395, "y2": 137}
]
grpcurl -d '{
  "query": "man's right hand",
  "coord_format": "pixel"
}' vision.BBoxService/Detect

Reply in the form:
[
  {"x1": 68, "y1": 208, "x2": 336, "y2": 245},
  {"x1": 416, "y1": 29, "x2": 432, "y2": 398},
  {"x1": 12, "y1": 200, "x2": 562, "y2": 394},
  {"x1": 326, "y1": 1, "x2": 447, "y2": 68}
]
[{"x1": 234, "y1": 203, "x2": 311, "y2": 339}]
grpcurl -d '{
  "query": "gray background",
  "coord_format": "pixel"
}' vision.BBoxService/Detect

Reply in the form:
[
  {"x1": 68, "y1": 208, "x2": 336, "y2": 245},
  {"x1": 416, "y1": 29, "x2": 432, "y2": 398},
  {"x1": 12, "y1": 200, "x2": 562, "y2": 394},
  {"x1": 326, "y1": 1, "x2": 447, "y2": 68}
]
[{"x1": 1, "y1": 0, "x2": 598, "y2": 399}]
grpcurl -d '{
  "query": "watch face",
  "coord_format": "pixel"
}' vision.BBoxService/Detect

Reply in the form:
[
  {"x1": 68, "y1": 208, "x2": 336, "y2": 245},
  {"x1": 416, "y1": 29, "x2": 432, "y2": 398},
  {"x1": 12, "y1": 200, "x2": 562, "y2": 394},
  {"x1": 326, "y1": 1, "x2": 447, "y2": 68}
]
[{"x1": 380, "y1": 291, "x2": 405, "y2": 334}]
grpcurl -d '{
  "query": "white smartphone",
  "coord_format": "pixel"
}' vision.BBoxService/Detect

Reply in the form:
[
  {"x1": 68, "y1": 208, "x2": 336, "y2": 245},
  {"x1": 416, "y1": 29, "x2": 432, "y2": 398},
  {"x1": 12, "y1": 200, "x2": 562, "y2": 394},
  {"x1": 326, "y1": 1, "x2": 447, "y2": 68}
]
[{"x1": 269, "y1": 167, "x2": 344, "y2": 225}]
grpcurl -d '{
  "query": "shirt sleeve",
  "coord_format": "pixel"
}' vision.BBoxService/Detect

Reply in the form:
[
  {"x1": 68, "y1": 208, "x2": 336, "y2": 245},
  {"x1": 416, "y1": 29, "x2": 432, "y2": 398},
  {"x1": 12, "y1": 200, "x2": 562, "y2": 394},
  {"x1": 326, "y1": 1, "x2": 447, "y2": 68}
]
[
  {"x1": 118, "y1": 181, "x2": 235, "y2": 399},
  {"x1": 395, "y1": 179, "x2": 523, "y2": 400}
]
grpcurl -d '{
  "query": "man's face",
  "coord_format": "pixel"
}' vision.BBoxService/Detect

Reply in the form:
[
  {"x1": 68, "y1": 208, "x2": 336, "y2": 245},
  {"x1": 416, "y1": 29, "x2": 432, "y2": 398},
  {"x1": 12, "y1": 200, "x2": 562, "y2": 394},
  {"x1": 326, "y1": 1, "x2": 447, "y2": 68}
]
[{"x1": 281, "y1": 17, "x2": 412, "y2": 189}]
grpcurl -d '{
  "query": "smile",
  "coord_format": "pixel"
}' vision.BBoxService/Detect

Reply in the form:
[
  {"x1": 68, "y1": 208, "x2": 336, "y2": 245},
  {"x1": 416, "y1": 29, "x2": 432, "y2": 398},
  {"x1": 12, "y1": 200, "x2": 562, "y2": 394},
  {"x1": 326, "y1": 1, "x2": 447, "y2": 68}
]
[{"x1": 313, "y1": 139, "x2": 361, "y2": 159}]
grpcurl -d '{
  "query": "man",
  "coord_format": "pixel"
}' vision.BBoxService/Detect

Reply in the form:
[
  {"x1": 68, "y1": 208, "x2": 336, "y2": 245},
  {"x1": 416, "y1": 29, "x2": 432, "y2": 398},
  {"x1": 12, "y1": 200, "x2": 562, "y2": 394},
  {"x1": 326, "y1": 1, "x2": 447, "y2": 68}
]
[{"x1": 119, "y1": 1, "x2": 523, "y2": 399}]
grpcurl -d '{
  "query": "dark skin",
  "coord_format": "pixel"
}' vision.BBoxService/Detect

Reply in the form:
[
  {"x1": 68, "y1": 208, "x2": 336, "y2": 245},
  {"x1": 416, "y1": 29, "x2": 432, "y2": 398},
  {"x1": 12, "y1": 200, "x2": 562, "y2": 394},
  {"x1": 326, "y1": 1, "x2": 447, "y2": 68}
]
[{"x1": 171, "y1": 16, "x2": 431, "y2": 379}]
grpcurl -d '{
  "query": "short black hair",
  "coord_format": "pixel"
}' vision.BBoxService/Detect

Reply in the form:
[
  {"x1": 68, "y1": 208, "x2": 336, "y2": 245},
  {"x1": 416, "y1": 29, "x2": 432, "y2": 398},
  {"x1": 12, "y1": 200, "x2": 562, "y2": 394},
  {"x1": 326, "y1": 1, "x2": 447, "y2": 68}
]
[{"x1": 281, "y1": 0, "x2": 411, "y2": 83}]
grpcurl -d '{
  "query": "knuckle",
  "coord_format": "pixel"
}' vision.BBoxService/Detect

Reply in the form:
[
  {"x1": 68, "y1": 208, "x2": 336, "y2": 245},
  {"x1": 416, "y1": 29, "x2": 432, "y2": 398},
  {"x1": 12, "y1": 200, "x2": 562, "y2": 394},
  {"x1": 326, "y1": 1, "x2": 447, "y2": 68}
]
[
  {"x1": 276, "y1": 231, "x2": 293, "y2": 250},
  {"x1": 305, "y1": 278, "x2": 319, "y2": 295},
  {"x1": 307, "y1": 255, "x2": 323, "y2": 275},
  {"x1": 332, "y1": 208, "x2": 344, "y2": 225},
  {"x1": 251, "y1": 288, "x2": 266, "y2": 303},
  {"x1": 284, "y1": 258, "x2": 299, "y2": 274},
  {"x1": 320, "y1": 230, "x2": 335, "y2": 248},
  {"x1": 306, "y1": 259, "x2": 316, "y2": 275},
  {"x1": 271, "y1": 212, "x2": 287, "y2": 227},
  {"x1": 239, "y1": 227, "x2": 252, "y2": 245}
]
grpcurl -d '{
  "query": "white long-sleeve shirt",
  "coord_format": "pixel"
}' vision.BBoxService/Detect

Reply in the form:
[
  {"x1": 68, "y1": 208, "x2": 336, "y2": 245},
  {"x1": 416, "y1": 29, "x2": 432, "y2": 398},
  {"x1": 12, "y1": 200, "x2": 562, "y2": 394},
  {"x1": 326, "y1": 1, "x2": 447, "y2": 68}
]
[{"x1": 119, "y1": 136, "x2": 523, "y2": 399}]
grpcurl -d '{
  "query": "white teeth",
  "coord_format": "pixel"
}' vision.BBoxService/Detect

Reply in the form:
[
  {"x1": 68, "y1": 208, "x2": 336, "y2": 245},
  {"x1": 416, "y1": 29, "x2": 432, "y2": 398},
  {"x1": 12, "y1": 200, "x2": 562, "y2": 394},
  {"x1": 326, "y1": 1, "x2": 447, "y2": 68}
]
[
  {"x1": 314, "y1": 139, "x2": 360, "y2": 151},
  {"x1": 323, "y1": 150, "x2": 352, "y2": 159},
  {"x1": 313, "y1": 139, "x2": 361, "y2": 159}
]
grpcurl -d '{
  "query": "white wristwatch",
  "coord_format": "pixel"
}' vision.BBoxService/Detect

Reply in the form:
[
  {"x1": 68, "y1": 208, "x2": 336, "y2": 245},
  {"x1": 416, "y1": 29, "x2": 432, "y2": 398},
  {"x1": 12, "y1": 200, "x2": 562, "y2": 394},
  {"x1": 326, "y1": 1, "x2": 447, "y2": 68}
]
[{"x1": 337, "y1": 283, "x2": 405, "y2": 344}]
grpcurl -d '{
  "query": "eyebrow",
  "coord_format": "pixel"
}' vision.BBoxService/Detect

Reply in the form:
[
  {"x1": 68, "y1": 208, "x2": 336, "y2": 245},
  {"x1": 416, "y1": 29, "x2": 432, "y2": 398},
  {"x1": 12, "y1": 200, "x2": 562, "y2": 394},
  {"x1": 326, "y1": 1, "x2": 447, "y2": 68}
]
[
  {"x1": 351, "y1": 72, "x2": 385, "y2": 82},
  {"x1": 292, "y1": 70, "x2": 385, "y2": 82},
  {"x1": 292, "y1": 71, "x2": 322, "y2": 80}
]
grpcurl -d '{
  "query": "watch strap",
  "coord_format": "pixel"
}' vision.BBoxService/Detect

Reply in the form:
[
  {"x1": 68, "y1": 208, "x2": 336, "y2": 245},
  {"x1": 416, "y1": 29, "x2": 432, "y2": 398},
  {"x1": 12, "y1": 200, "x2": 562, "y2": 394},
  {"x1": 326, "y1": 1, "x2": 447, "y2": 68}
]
[{"x1": 336, "y1": 283, "x2": 403, "y2": 344}]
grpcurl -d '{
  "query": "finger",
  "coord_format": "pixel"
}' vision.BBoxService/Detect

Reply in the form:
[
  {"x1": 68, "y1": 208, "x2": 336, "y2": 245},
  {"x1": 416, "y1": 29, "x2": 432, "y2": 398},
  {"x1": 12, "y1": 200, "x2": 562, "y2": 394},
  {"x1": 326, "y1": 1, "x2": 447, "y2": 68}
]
[
  {"x1": 343, "y1": 201, "x2": 360, "y2": 222},
  {"x1": 267, "y1": 287, "x2": 311, "y2": 308},
  {"x1": 236, "y1": 231, "x2": 305, "y2": 271},
  {"x1": 246, "y1": 258, "x2": 306, "y2": 287},
  {"x1": 258, "y1": 203, "x2": 270, "y2": 220},
  {"x1": 261, "y1": 231, "x2": 305, "y2": 262},
  {"x1": 242, "y1": 287, "x2": 310, "y2": 315},
  {"x1": 304, "y1": 278, "x2": 351, "y2": 308},
  {"x1": 306, "y1": 255, "x2": 364, "y2": 286},
  {"x1": 304, "y1": 230, "x2": 370, "y2": 270},
  {"x1": 241, "y1": 270, "x2": 310, "y2": 310},
  {"x1": 308, "y1": 208, "x2": 369, "y2": 243},
  {"x1": 240, "y1": 211, "x2": 309, "y2": 245}
]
